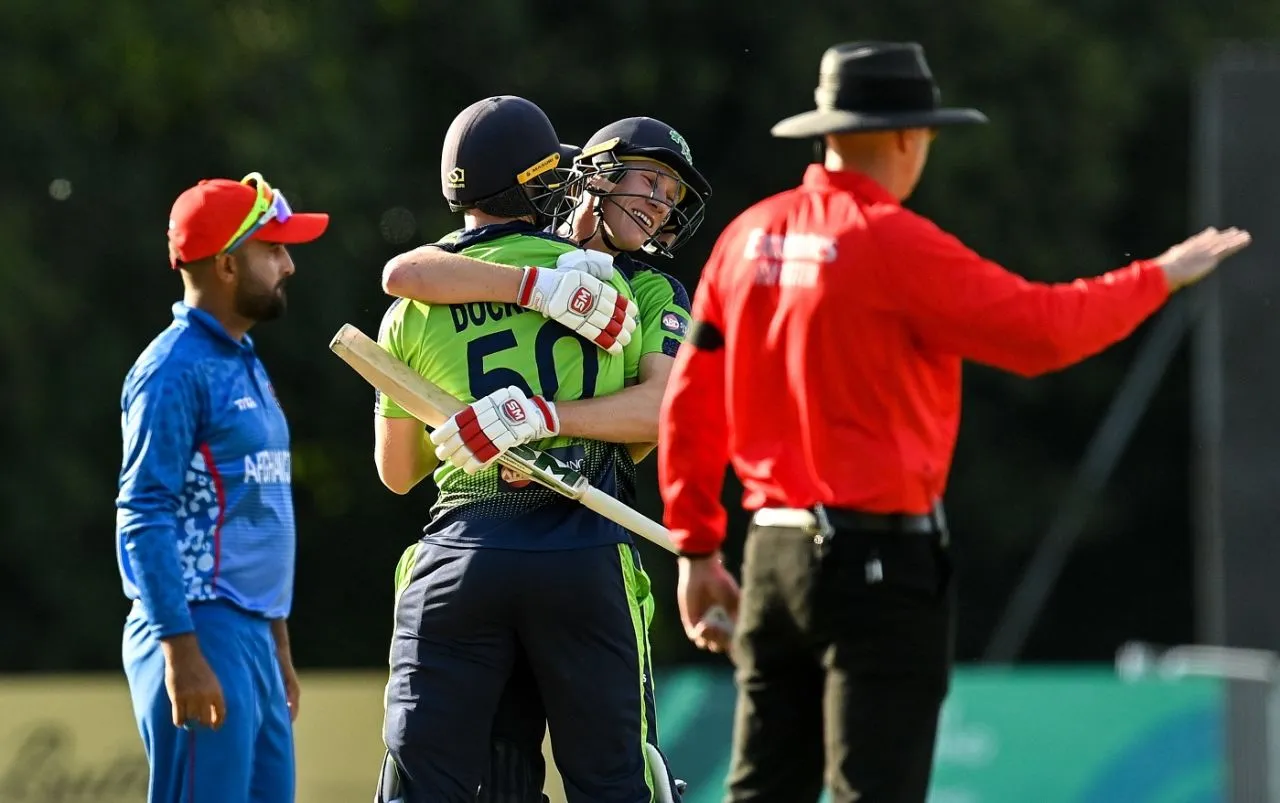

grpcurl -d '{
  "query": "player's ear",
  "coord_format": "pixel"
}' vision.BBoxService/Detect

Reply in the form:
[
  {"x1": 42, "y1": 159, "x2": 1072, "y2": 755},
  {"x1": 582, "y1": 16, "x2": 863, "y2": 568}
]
[{"x1": 213, "y1": 252, "x2": 239, "y2": 284}]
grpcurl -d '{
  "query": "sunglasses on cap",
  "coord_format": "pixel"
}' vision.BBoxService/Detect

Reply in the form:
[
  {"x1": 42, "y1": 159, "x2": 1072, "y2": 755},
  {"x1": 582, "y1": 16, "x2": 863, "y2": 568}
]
[{"x1": 220, "y1": 172, "x2": 294, "y2": 255}]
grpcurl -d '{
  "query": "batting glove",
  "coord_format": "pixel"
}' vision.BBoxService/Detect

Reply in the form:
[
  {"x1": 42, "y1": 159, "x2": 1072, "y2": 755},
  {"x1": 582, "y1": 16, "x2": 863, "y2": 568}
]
[
  {"x1": 555, "y1": 248, "x2": 615, "y2": 280},
  {"x1": 429, "y1": 386, "x2": 560, "y2": 475},
  {"x1": 517, "y1": 265, "x2": 637, "y2": 356}
]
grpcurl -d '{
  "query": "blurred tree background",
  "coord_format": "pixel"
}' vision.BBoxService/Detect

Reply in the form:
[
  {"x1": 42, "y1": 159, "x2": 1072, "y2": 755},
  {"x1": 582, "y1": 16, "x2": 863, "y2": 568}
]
[{"x1": 2, "y1": 0, "x2": 1274, "y2": 673}]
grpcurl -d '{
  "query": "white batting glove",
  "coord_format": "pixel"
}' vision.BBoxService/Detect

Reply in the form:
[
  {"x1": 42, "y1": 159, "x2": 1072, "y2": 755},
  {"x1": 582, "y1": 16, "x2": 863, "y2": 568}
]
[
  {"x1": 555, "y1": 249, "x2": 615, "y2": 280},
  {"x1": 517, "y1": 266, "x2": 638, "y2": 356},
  {"x1": 429, "y1": 386, "x2": 560, "y2": 475}
]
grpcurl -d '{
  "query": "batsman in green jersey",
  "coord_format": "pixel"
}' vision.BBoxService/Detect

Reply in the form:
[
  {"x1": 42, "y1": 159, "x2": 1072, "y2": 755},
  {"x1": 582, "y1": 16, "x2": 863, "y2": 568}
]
[
  {"x1": 379, "y1": 117, "x2": 712, "y2": 803},
  {"x1": 372, "y1": 95, "x2": 680, "y2": 803}
]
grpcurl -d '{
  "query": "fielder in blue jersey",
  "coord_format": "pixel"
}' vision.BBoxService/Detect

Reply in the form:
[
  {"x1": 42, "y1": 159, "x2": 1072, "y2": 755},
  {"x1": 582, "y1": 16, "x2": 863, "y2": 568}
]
[{"x1": 116, "y1": 172, "x2": 329, "y2": 803}]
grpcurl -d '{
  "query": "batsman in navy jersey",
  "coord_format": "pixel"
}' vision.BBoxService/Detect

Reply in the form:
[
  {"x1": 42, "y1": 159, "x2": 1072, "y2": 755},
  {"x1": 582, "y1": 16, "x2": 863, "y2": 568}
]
[{"x1": 115, "y1": 172, "x2": 328, "y2": 803}]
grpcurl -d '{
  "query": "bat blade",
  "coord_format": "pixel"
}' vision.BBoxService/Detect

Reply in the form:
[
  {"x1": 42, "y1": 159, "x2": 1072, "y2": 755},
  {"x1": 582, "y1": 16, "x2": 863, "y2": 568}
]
[
  {"x1": 329, "y1": 323, "x2": 460, "y2": 429},
  {"x1": 330, "y1": 324, "x2": 581, "y2": 497}
]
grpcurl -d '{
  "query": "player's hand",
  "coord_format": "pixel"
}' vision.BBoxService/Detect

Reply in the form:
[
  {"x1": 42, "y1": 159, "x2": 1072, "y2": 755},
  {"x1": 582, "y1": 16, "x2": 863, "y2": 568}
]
[
  {"x1": 279, "y1": 658, "x2": 301, "y2": 723},
  {"x1": 556, "y1": 248, "x2": 615, "y2": 280},
  {"x1": 677, "y1": 554, "x2": 740, "y2": 656},
  {"x1": 1154, "y1": 226, "x2": 1252, "y2": 290},
  {"x1": 517, "y1": 265, "x2": 637, "y2": 356},
  {"x1": 161, "y1": 633, "x2": 226, "y2": 731},
  {"x1": 430, "y1": 386, "x2": 560, "y2": 474}
]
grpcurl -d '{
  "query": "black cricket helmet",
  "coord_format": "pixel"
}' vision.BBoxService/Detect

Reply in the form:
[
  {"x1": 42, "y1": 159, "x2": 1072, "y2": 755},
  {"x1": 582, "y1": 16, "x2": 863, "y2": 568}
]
[
  {"x1": 557, "y1": 142, "x2": 585, "y2": 208},
  {"x1": 557, "y1": 142, "x2": 584, "y2": 164},
  {"x1": 439, "y1": 96, "x2": 580, "y2": 227},
  {"x1": 578, "y1": 116, "x2": 711, "y2": 257}
]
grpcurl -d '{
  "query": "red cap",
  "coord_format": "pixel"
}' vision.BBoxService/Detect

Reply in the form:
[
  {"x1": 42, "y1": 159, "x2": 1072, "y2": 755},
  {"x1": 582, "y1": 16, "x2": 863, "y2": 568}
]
[{"x1": 167, "y1": 177, "x2": 330, "y2": 269}]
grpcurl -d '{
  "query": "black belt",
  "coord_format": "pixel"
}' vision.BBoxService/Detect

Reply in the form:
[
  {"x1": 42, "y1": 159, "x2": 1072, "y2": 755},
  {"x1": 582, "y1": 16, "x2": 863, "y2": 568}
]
[{"x1": 752, "y1": 503, "x2": 948, "y2": 542}]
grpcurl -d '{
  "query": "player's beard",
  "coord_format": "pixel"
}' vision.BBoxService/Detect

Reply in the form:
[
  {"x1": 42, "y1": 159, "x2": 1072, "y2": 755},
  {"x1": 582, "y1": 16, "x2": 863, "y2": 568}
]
[{"x1": 233, "y1": 257, "x2": 288, "y2": 322}]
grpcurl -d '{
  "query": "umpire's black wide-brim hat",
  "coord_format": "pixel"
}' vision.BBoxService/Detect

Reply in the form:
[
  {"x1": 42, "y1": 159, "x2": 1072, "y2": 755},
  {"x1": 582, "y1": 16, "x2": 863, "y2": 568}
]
[{"x1": 771, "y1": 41, "x2": 988, "y2": 138}]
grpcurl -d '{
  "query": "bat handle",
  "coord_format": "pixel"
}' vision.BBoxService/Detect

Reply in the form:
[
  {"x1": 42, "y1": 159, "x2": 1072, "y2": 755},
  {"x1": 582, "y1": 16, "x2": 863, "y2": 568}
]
[{"x1": 579, "y1": 486, "x2": 679, "y2": 554}]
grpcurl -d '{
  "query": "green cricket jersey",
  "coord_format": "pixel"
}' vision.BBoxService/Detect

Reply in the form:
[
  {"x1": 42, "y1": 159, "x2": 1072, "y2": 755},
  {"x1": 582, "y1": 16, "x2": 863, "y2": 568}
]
[
  {"x1": 614, "y1": 252, "x2": 692, "y2": 360},
  {"x1": 376, "y1": 221, "x2": 644, "y2": 551}
]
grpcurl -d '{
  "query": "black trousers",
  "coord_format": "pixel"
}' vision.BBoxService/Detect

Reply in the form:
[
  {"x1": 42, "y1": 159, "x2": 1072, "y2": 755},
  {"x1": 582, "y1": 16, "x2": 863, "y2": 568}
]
[
  {"x1": 483, "y1": 643, "x2": 551, "y2": 803},
  {"x1": 381, "y1": 542, "x2": 655, "y2": 803},
  {"x1": 725, "y1": 519, "x2": 955, "y2": 803}
]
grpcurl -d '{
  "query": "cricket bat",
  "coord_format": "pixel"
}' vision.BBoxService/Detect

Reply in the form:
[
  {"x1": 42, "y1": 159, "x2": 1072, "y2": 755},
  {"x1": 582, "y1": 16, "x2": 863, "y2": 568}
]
[{"x1": 329, "y1": 323, "x2": 679, "y2": 554}]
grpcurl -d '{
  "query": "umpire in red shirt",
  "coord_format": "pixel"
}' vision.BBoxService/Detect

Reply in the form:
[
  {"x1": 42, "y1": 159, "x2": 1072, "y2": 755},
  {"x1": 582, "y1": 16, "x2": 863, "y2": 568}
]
[{"x1": 657, "y1": 41, "x2": 1250, "y2": 803}]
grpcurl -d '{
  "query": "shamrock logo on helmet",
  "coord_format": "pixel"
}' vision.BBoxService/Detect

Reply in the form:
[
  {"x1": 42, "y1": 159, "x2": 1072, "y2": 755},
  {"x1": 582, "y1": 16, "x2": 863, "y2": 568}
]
[{"x1": 669, "y1": 129, "x2": 693, "y2": 165}]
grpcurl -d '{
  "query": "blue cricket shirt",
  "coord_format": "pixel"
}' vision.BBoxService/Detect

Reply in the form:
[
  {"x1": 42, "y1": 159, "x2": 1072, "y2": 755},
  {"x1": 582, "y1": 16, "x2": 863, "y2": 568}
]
[{"x1": 115, "y1": 303, "x2": 295, "y2": 638}]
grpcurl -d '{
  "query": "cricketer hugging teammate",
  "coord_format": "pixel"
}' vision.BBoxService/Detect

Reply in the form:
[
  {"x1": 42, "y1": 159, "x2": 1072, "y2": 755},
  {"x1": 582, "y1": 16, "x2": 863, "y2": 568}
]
[{"x1": 369, "y1": 97, "x2": 711, "y2": 803}]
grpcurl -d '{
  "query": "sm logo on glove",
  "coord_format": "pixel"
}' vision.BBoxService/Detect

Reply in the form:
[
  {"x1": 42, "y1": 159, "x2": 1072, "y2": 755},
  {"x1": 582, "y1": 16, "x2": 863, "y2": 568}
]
[
  {"x1": 501, "y1": 399, "x2": 528, "y2": 423},
  {"x1": 569, "y1": 287, "x2": 596, "y2": 316}
]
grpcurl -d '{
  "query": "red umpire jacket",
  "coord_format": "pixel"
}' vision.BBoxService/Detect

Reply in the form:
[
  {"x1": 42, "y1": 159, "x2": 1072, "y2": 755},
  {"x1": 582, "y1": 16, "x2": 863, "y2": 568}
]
[{"x1": 658, "y1": 165, "x2": 1171, "y2": 556}]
